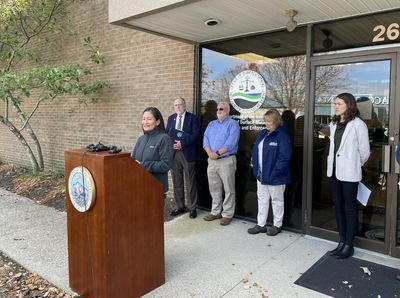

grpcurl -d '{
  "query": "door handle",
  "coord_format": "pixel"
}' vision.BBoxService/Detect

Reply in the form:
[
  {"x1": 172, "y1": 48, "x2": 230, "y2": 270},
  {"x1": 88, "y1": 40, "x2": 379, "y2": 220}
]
[{"x1": 382, "y1": 145, "x2": 390, "y2": 173}]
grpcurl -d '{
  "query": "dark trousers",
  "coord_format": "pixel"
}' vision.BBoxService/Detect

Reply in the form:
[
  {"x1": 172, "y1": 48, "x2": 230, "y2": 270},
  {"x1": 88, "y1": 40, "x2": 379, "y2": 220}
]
[
  {"x1": 329, "y1": 173, "x2": 359, "y2": 245},
  {"x1": 171, "y1": 150, "x2": 197, "y2": 211}
]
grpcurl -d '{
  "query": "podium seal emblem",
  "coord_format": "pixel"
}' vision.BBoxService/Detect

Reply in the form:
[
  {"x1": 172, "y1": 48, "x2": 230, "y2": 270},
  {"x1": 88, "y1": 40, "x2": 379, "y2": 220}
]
[{"x1": 68, "y1": 166, "x2": 96, "y2": 212}]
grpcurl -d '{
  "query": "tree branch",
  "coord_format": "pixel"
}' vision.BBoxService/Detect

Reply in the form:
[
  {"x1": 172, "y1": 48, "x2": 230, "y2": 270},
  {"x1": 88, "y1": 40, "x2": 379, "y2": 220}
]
[
  {"x1": 17, "y1": 92, "x2": 55, "y2": 132},
  {"x1": 8, "y1": 1, "x2": 63, "y2": 69},
  {"x1": 4, "y1": 97, "x2": 9, "y2": 119},
  {"x1": 24, "y1": 1, "x2": 61, "y2": 41}
]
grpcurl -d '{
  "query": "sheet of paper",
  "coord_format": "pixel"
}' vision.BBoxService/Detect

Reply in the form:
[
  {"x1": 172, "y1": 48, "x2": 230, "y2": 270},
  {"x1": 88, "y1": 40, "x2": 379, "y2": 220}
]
[{"x1": 357, "y1": 182, "x2": 371, "y2": 206}]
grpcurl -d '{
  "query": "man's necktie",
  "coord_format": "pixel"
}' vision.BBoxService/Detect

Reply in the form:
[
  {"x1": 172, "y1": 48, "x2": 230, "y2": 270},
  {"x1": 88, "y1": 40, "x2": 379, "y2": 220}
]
[{"x1": 177, "y1": 115, "x2": 182, "y2": 131}]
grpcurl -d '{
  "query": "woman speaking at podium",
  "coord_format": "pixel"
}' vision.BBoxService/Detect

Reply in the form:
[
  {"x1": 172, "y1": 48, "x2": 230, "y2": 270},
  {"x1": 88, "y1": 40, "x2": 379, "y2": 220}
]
[{"x1": 132, "y1": 107, "x2": 174, "y2": 194}]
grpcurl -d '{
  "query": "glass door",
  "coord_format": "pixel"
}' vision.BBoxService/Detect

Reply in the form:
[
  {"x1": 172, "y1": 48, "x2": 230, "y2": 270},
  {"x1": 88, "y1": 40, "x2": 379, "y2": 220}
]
[{"x1": 309, "y1": 52, "x2": 400, "y2": 256}]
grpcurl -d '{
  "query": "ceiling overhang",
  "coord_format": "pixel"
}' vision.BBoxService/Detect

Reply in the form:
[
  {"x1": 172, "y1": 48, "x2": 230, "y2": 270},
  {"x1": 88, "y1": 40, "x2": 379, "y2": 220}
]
[{"x1": 109, "y1": 0, "x2": 400, "y2": 44}]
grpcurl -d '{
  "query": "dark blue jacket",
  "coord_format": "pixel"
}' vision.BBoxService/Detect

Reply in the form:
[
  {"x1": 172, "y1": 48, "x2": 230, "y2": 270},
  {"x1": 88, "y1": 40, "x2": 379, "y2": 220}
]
[
  {"x1": 251, "y1": 126, "x2": 292, "y2": 185},
  {"x1": 166, "y1": 112, "x2": 200, "y2": 162}
]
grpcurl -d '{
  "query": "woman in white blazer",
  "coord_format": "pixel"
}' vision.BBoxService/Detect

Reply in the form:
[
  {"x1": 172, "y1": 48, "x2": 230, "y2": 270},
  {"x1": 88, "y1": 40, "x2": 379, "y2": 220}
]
[{"x1": 327, "y1": 93, "x2": 370, "y2": 259}]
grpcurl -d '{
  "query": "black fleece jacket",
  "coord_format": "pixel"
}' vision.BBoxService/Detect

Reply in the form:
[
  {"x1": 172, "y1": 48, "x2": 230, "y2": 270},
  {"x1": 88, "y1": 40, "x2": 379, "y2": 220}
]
[{"x1": 132, "y1": 128, "x2": 174, "y2": 193}]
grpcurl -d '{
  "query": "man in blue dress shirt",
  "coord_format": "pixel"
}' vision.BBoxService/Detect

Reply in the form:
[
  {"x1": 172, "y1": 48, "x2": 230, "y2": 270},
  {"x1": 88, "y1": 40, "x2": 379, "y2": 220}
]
[{"x1": 203, "y1": 101, "x2": 240, "y2": 225}]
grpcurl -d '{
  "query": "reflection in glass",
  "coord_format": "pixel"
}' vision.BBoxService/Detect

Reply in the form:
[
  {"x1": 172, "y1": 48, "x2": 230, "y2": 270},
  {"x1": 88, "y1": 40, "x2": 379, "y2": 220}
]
[
  {"x1": 200, "y1": 48, "x2": 306, "y2": 230},
  {"x1": 312, "y1": 60, "x2": 390, "y2": 242}
]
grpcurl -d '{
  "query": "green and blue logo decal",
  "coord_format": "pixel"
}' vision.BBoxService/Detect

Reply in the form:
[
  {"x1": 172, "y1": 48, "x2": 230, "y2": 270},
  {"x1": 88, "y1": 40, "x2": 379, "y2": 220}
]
[{"x1": 229, "y1": 70, "x2": 266, "y2": 113}]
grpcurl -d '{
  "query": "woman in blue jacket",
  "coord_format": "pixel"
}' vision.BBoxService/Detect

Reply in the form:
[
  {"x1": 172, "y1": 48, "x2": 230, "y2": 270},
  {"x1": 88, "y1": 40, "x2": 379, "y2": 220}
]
[{"x1": 248, "y1": 109, "x2": 292, "y2": 236}]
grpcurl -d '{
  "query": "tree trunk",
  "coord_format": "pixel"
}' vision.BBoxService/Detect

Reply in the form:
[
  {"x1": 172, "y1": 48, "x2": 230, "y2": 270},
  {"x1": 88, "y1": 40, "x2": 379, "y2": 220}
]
[
  {"x1": 26, "y1": 125, "x2": 44, "y2": 170},
  {"x1": 0, "y1": 116, "x2": 40, "y2": 174},
  {"x1": 14, "y1": 105, "x2": 44, "y2": 170}
]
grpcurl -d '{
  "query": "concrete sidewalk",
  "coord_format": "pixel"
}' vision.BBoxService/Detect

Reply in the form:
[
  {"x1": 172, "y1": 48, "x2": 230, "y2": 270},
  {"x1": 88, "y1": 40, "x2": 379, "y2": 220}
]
[{"x1": 1, "y1": 188, "x2": 399, "y2": 297}]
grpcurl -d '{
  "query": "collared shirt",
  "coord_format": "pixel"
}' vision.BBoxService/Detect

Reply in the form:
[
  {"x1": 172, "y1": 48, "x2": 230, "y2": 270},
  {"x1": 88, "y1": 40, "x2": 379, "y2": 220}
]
[
  {"x1": 203, "y1": 116, "x2": 240, "y2": 157},
  {"x1": 175, "y1": 111, "x2": 186, "y2": 131}
]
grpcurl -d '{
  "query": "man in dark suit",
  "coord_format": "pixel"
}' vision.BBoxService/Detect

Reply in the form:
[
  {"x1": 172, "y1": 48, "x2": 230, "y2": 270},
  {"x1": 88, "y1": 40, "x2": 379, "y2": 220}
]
[{"x1": 166, "y1": 97, "x2": 200, "y2": 218}]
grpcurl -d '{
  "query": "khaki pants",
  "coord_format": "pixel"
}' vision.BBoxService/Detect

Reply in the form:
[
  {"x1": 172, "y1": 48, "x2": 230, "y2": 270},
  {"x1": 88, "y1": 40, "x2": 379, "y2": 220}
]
[
  {"x1": 256, "y1": 181, "x2": 285, "y2": 228},
  {"x1": 207, "y1": 155, "x2": 236, "y2": 218}
]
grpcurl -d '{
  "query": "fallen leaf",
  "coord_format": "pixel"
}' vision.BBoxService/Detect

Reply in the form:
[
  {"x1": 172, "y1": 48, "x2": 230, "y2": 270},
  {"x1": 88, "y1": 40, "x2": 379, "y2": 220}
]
[
  {"x1": 360, "y1": 266, "x2": 371, "y2": 276},
  {"x1": 342, "y1": 280, "x2": 349, "y2": 284},
  {"x1": 330, "y1": 288, "x2": 336, "y2": 291},
  {"x1": 242, "y1": 276, "x2": 249, "y2": 283}
]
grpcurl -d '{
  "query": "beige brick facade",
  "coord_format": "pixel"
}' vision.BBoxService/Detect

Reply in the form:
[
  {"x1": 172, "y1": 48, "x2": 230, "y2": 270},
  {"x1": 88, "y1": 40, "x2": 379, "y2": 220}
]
[{"x1": 0, "y1": 0, "x2": 196, "y2": 173}]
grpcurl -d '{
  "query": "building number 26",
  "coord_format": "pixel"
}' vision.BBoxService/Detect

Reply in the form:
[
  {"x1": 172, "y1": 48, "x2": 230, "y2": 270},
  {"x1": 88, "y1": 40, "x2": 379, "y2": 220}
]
[{"x1": 373, "y1": 23, "x2": 400, "y2": 42}]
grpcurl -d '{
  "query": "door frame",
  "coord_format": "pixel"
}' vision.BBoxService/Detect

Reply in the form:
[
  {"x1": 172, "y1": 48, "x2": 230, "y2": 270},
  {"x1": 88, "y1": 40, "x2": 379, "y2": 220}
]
[{"x1": 305, "y1": 47, "x2": 400, "y2": 257}]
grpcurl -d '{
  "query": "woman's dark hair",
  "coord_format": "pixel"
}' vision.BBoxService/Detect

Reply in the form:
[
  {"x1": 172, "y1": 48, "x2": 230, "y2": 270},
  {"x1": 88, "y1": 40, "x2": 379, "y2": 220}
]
[
  {"x1": 143, "y1": 107, "x2": 166, "y2": 132},
  {"x1": 332, "y1": 92, "x2": 360, "y2": 123}
]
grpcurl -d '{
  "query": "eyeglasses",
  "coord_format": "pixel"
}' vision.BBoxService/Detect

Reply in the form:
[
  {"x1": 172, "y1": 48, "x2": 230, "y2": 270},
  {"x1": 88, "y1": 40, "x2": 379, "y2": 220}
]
[{"x1": 216, "y1": 108, "x2": 224, "y2": 111}]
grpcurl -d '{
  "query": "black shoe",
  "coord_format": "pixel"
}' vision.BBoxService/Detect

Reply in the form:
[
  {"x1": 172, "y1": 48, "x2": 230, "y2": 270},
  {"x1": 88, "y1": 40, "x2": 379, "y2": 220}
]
[
  {"x1": 328, "y1": 242, "x2": 345, "y2": 256},
  {"x1": 247, "y1": 225, "x2": 267, "y2": 234},
  {"x1": 170, "y1": 207, "x2": 186, "y2": 216},
  {"x1": 336, "y1": 244, "x2": 354, "y2": 259},
  {"x1": 189, "y1": 209, "x2": 197, "y2": 219},
  {"x1": 266, "y1": 226, "x2": 282, "y2": 236}
]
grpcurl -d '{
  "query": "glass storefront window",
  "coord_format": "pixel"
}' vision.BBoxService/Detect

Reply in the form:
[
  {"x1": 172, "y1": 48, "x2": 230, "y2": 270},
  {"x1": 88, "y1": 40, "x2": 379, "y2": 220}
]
[{"x1": 200, "y1": 27, "x2": 307, "y2": 230}]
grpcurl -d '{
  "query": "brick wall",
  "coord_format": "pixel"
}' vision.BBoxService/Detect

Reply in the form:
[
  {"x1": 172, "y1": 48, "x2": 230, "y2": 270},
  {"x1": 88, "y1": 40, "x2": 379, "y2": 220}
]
[{"x1": 0, "y1": 0, "x2": 196, "y2": 175}]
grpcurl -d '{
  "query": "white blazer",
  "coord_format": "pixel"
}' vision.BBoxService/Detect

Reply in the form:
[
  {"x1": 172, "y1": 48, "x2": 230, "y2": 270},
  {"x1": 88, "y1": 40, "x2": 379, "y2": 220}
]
[{"x1": 327, "y1": 117, "x2": 370, "y2": 182}]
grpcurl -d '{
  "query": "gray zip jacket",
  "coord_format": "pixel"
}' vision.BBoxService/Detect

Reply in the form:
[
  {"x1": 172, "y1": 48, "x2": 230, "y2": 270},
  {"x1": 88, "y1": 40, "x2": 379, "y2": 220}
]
[{"x1": 132, "y1": 128, "x2": 174, "y2": 193}]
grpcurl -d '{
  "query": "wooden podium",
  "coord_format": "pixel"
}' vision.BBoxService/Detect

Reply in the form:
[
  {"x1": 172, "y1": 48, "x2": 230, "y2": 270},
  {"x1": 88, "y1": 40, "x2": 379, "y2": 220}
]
[{"x1": 65, "y1": 149, "x2": 165, "y2": 298}]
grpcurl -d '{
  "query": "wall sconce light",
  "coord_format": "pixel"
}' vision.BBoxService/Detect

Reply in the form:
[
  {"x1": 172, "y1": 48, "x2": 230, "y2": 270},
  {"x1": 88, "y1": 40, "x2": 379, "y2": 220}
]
[
  {"x1": 286, "y1": 9, "x2": 298, "y2": 32},
  {"x1": 322, "y1": 29, "x2": 333, "y2": 49}
]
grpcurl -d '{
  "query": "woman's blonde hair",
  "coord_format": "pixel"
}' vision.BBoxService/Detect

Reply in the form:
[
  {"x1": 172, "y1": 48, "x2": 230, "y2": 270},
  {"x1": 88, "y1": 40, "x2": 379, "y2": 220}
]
[{"x1": 264, "y1": 109, "x2": 282, "y2": 126}]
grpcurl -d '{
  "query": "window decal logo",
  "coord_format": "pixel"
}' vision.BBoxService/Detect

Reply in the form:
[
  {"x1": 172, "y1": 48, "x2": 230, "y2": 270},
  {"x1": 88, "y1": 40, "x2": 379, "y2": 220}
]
[{"x1": 229, "y1": 70, "x2": 266, "y2": 113}]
